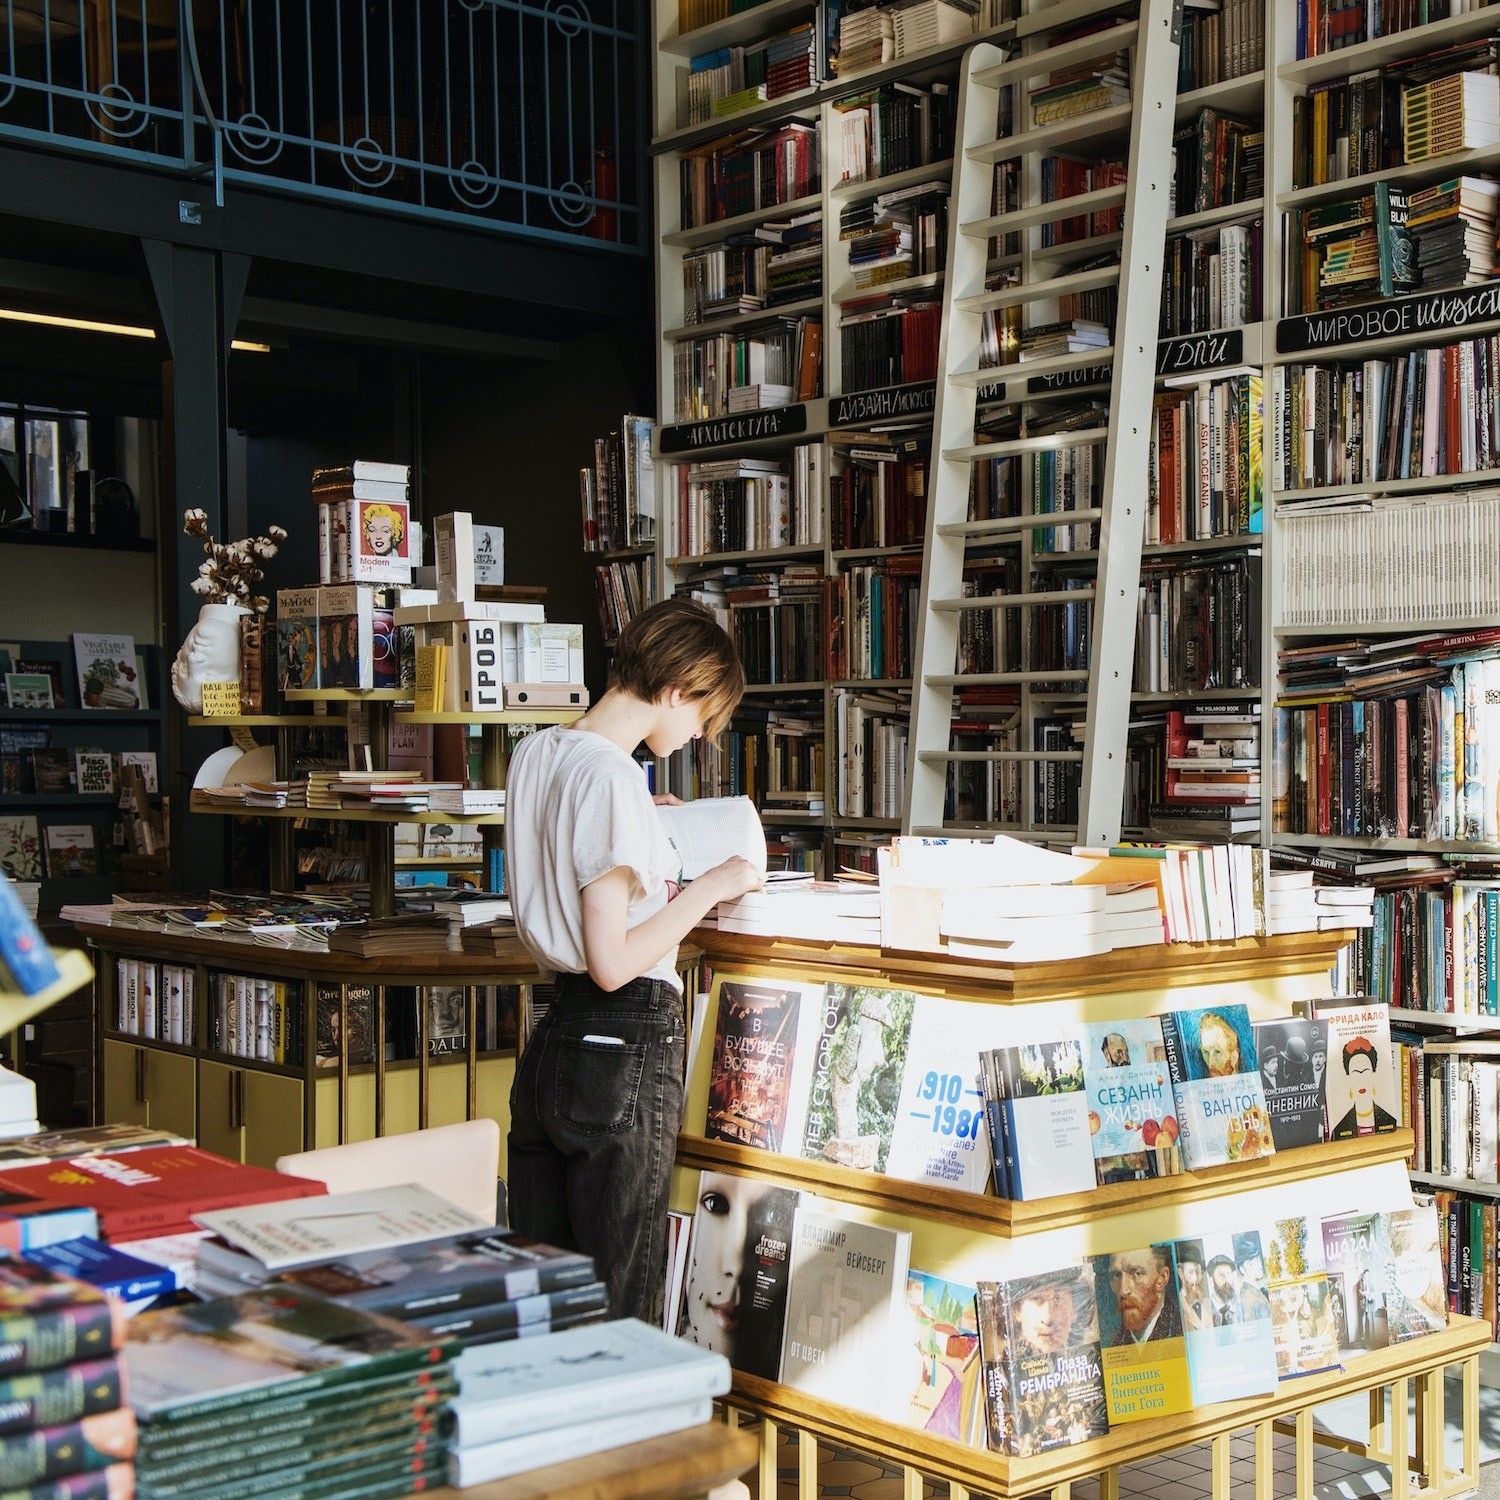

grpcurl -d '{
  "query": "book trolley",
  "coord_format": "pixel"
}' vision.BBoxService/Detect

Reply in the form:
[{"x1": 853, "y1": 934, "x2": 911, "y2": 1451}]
[{"x1": 673, "y1": 928, "x2": 1490, "y2": 1498}]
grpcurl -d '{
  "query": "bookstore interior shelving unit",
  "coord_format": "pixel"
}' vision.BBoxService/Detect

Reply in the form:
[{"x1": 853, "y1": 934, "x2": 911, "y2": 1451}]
[{"x1": 674, "y1": 927, "x2": 1490, "y2": 1497}]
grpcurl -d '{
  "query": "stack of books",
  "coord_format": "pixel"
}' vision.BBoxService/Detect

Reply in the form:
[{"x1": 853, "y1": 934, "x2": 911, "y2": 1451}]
[
  {"x1": 1266, "y1": 869, "x2": 1376, "y2": 935},
  {"x1": 1402, "y1": 70, "x2": 1500, "y2": 164},
  {"x1": 836, "y1": 7, "x2": 895, "y2": 74},
  {"x1": 445, "y1": 1319, "x2": 730, "y2": 1488},
  {"x1": 1407, "y1": 176, "x2": 1498, "y2": 288},
  {"x1": 890, "y1": 0, "x2": 975, "y2": 59},
  {"x1": 1028, "y1": 24, "x2": 1129, "y2": 126},
  {"x1": 0, "y1": 1262, "x2": 135, "y2": 1493},
  {"x1": 712, "y1": 878, "x2": 882, "y2": 941},
  {"x1": 125, "y1": 1288, "x2": 454, "y2": 1498}
]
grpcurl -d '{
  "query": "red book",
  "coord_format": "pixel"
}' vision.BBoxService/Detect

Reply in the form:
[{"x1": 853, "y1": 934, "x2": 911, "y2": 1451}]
[{"x1": 0, "y1": 1147, "x2": 326, "y2": 1242}]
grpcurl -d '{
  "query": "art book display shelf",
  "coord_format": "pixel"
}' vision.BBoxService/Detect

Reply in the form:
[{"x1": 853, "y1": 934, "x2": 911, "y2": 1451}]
[
  {"x1": 185, "y1": 694, "x2": 581, "y2": 916},
  {"x1": 670, "y1": 929, "x2": 1489, "y2": 1498},
  {"x1": 75, "y1": 922, "x2": 547, "y2": 1169}
]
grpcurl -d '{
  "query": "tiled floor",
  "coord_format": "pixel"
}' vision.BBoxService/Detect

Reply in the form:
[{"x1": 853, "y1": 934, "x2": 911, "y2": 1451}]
[{"x1": 743, "y1": 1376, "x2": 1500, "y2": 1500}]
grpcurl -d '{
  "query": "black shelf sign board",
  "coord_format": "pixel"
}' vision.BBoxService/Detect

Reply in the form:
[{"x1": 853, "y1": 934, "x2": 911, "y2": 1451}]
[
  {"x1": 829, "y1": 381, "x2": 937, "y2": 427},
  {"x1": 659, "y1": 404, "x2": 808, "y2": 455},
  {"x1": 1157, "y1": 329, "x2": 1244, "y2": 376},
  {"x1": 1026, "y1": 362, "x2": 1112, "y2": 394},
  {"x1": 1278, "y1": 283, "x2": 1500, "y2": 355}
]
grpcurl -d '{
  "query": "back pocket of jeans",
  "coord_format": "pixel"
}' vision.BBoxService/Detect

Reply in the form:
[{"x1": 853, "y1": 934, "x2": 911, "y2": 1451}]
[{"x1": 553, "y1": 1036, "x2": 648, "y2": 1134}]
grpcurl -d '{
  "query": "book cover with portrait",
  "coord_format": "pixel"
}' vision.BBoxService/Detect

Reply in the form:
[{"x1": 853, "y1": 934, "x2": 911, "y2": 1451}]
[
  {"x1": 678, "y1": 1171, "x2": 799, "y2": 1381},
  {"x1": 350, "y1": 497, "x2": 413, "y2": 585},
  {"x1": 1380, "y1": 1203, "x2": 1448, "y2": 1343},
  {"x1": 1171, "y1": 1231, "x2": 1277, "y2": 1405},
  {"x1": 1251, "y1": 1017, "x2": 1327, "y2": 1150},
  {"x1": 1079, "y1": 1018, "x2": 1183, "y2": 1184},
  {"x1": 1158, "y1": 1004, "x2": 1274, "y2": 1169},
  {"x1": 1321, "y1": 1211, "x2": 1386, "y2": 1356},
  {"x1": 1310, "y1": 1000, "x2": 1398, "y2": 1141},
  {"x1": 977, "y1": 1264, "x2": 1108, "y2": 1456},
  {"x1": 1089, "y1": 1246, "x2": 1192, "y2": 1425}
]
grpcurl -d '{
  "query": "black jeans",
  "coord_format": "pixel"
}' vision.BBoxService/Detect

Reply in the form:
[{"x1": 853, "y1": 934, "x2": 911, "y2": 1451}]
[{"x1": 507, "y1": 974, "x2": 685, "y2": 1327}]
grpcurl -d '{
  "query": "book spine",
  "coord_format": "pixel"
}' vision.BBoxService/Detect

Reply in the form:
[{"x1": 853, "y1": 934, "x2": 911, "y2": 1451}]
[
  {"x1": 0, "y1": 1358, "x2": 123, "y2": 1437},
  {"x1": 1156, "y1": 1013, "x2": 1198, "y2": 1164},
  {"x1": 0, "y1": 1407, "x2": 136, "y2": 1488},
  {"x1": 0, "y1": 1302, "x2": 122, "y2": 1377}
]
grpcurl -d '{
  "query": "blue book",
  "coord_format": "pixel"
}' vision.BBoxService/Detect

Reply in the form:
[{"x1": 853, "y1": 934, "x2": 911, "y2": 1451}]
[
  {"x1": 23, "y1": 1237, "x2": 176, "y2": 1309},
  {"x1": 0, "y1": 876, "x2": 59, "y2": 997},
  {"x1": 1158, "y1": 1005, "x2": 1275, "y2": 1169},
  {"x1": 1171, "y1": 1231, "x2": 1278, "y2": 1405}
]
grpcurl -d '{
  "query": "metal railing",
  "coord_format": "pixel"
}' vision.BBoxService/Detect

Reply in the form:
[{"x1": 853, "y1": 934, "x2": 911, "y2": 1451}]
[{"x1": 0, "y1": 0, "x2": 644, "y2": 252}]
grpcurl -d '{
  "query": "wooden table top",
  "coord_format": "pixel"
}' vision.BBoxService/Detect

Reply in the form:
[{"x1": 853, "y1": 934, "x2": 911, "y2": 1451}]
[{"x1": 423, "y1": 1422, "x2": 757, "y2": 1500}]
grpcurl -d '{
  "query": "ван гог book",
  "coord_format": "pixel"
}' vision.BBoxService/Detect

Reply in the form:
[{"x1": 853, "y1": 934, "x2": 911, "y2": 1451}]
[
  {"x1": 778, "y1": 1206, "x2": 911, "y2": 1419},
  {"x1": 1090, "y1": 1245, "x2": 1192, "y2": 1425},
  {"x1": 677, "y1": 1171, "x2": 797, "y2": 1381},
  {"x1": 1310, "y1": 1000, "x2": 1399, "y2": 1140},
  {"x1": 976, "y1": 1264, "x2": 1108, "y2": 1456},
  {"x1": 1252, "y1": 1017, "x2": 1327, "y2": 1149},
  {"x1": 1264, "y1": 1215, "x2": 1340, "y2": 1378},
  {"x1": 1080, "y1": 1019, "x2": 1183, "y2": 1184},
  {"x1": 981, "y1": 1036, "x2": 1095, "y2": 1200},
  {"x1": 801, "y1": 983, "x2": 915, "y2": 1173},
  {"x1": 447, "y1": 1316, "x2": 728, "y2": 1448},
  {"x1": 705, "y1": 980, "x2": 818, "y2": 1154},
  {"x1": 903, "y1": 1271, "x2": 981, "y2": 1444},
  {"x1": 1158, "y1": 1004, "x2": 1275, "y2": 1168},
  {"x1": 1171, "y1": 1232, "x2": 1277, "y2": 1405}
]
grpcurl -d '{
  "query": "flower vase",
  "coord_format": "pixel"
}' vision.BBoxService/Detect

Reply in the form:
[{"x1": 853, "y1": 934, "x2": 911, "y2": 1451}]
[{"x1": 171, "y1": 601, "x2": 251, "y2": 712}]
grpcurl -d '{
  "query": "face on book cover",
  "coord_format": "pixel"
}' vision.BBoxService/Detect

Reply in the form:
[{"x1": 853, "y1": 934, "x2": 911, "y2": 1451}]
[{"x1": 683, "y1": 1181, "x2": 747, "y2": 1352}]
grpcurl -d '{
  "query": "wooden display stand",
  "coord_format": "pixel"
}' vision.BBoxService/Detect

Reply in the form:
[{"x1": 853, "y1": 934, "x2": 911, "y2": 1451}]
[{"x1": 675, "y1": 930, "x2": 1488, "y2": 1500}]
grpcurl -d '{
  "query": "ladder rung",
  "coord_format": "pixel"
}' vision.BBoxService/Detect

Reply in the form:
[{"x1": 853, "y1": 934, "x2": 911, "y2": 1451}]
[
  {"x1": 962, "y1": 184, "x2": 1127, "y2": 240},
  {"x1": 925, "y1": 671, "x2": 1090, "y2": 686},
  {"x1": 944, "y1": 430, "x2": 1109, "y2": 461},
  {"x1": 968, "y1": 104, "x2": 1134, "y2": 164},
  {"x1": 955, "y1": 263, "x2": 1120, "y2": 316},
  {"x1": 919, "y1": 750, "x2": 1085, "y2": 763},
  {"x1": 933, "y1": 588, "x2": 1097, "y2": 610},
  {"x1": 950, "y1": 345, "x2": 1116, "y2": 388},
  {"x1": 972, "y1": 19, "x2": 1138, "y2": 88},
  {"x1": 937, "y1": 508, "x2": 1105, "y2": 539}
]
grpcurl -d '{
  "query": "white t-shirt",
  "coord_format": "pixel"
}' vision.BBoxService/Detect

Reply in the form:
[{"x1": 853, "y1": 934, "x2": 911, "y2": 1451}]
[{"x1": 504, "y1": 725, "x2": 683, "y2": 992}]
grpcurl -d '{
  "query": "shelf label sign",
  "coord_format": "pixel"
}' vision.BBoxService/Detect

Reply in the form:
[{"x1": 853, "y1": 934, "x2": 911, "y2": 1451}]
[
  {"x1": 1157, "y1": 329, "x2": 1244, "y2": 375},
  {"x1": 1278, "y1": 283, "x2": 1500, "y2": 354},
  {"x1": 829, "y1": 381, "x2": 936, "y2": 426},
  {"x1": 659, "y1": 404, "x2": 808, "y2": 455},
  {"x1": 1027, "y1": 362, "x2": 1112, "y2": 393},
  {"x1": 200, "y1": 681, "x2": 241, "y2": 717}
]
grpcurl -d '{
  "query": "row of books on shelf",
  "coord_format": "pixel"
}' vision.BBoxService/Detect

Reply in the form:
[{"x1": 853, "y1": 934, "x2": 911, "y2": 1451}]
[
  {"x1": 1, "y1": 813, "x2": 110, "y2": 882},
  {"x1": 832, "y1": 78, "x2": 955, "y2": 187},
  {"x1": 681, "y1": 217, "x2": 824, "y2": 323},
  {"x1": 830, "y1": 433, "x2": 927, "y2": 549},
  {"x1": 579, "y1": 415, "x2": 656, "y2": 552},
  {"x1": 671, "y1": 313, "x2": 822, "y2": 421},
  {"x1": 1290, "y1": 39, "x2": 1500, "y2": 191},
  {"x1": 1177, "y1": 0, "x2": 1264, "y2": 89},
  {"x1": 1170, "y1": 107, "x2": 1263, "y2": 218},
  {"x1": 1149, "y1": 372, "x2": 1266, "y2": 541},
  {"x1": 828, "y1": 0, "x2": 989, "y2": 79},
  {"x1": 1401, "y1": 1035, "x2": 1500, "y2": 1179},
  {"x1": 1272, "y1": 337, "x2": 1500, "y2": 495},
  {"x1": 592, "y1": 556, "x2": 657, "y2": 645},
  {"x1": 0, "y1": 636, "x2": 148, "y2": 714},
  {"x1": 1276, "y1": 490, "x2": 1500, "y2": 629},
  {"x1": 677, "y1": 120, "x2": 819, "y2": 232},
  {"x1": 1274, "y1": 628, "x2": 1500, "y2": 842},
  {"x1": 839, "y1": 180, "x2": 947, "y2": 290},
  {"x1": 839, "y1": 296, "x2": 942, "y2": 391},
  {"x1": 671, "y1": 449, "x2": 825, "y2": 556},
  {"x1": 1159, "y1": 217, "x2": 1263, "y2": 340},
  {"x1": 678, "y1": 21, "x2": 819, "y2": 128},
  {"x1": 1295, "y1": 0, "x2": 1486, "y2": 61},
  {"x1": 835, "y1": 685, "x2": 911, "y2": 820},
  {"x1": 675, "y1": 1162, "x2": 1444, "y2": 1448},
  {"x1": 670, "y1": 707, "x2": 828, "y2": 812}
]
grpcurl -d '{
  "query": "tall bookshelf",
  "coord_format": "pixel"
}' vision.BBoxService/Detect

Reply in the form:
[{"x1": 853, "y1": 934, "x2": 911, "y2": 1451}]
[{"x1": 650, "y1": 0, "x2": 1275, "y2": 869}]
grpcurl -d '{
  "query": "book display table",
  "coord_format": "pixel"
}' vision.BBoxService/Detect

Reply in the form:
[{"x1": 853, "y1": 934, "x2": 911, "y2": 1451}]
[{"x1": 674, "y1": 930, "x2": 1488, "y2": 1500}]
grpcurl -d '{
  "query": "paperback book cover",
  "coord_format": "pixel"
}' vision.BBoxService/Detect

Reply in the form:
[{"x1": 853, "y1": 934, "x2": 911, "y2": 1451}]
[
  {"x1": 883, "y1": 995, "x2": 994, "y2": 1195},
  {"x1": 981, "y1": 1036, "x2": 1095, "y2": 1201},
  {"x1": 0, "y1": 817, "x2": 40, "y2": 883},
  {"x1": 422, "y1": 985, "x2": 467, "y2": 1057},
  {"x1": 1079, "y1": 1019, "x2": 1183, "y2": 1184},
  {"x1": 1251, "y1": 1017, "x2": 1327, "y2": 1149},
  {"x1": 902, "y1": 1271, "x2": 981, "y2": 1444},
  {"x1": 801, "y1": 983, "x2": 916, "y2": 1173},
  {"x1": 315, "y1": 982, "x2": 376, "y2": 1069},
  {"x1": 1381, "y1": 1203, "x2": 1448, "y2": 1343},
  {"x1": 706, "y1": 980, "x2": 814, "y2": 1153},
  {"x1": 122, "y1": 1288, "x2": 452, "y2": 1421},
  {"x1": 1090, "y1": 1246, "x2": 1192, "y2": 1425},
  {"x1": 447, "y1": 1316, "x2": 729, "y2": 1448},
  {"x1": 1171, "y1": 1232, "x2": 1277, "y2": 1405},
  {"x1": 275, "y1": 587, "x2": 320, "y2": 692},
  {"x1": 0, "y1": 1147, "x2": 327, "y2": 1241},
  {"x1": 276, "y1": 1232, "x2": 596, "y2": 1315},
  {"x1": 411, "y1": 1281, "x2": 606, "y2": 1343},
  {"x1": 350, "y1": 497, "x2": 413, "y2": 585},
  {"x1": 1158, "y1": 1004, "x2": 1274, "y2": 1168},
  {"x1": 22, "y1": 1237, "x2": 176, "y2": 1309},
  {"x1": 71, "y1": 635, "x2": 139, "y2": 711},
  {"x1": 778, "y1": 1206, "x2": 911, "y2": 1418},
  {"x1": 976, "y1": 1265, "x2": 1108, "y2": 1456},
  {"x1": 43, "y1": 824, "x2": 96, "y2": 879},
  {"x1": 1311, "y1": 1000, "x2": 1399, "y2": 1140},
  {"x1": 678, "y1": 1172, "x2": 797, "y2": 1381},
  {"x1": 1264, "y1": 1215, "x2": 1340, "y2": 1378},
  {"x1": 317, "y1": 585, "x2": 375, "y2": 691},
  {"x1": 1321, "y1": 1211, "x2": 1386, "y2": 1356}
]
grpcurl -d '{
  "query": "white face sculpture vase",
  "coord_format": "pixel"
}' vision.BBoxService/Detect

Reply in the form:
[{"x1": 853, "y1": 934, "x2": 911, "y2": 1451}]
[{"x1": 171, "y1": 602, "x2": 249, "y2": 712}]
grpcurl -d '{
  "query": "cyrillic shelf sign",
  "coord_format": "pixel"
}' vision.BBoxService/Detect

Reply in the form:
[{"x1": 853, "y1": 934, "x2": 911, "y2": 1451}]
[
  {"x1": 658, "y1": 404, "x2": 808, "y2": 455},
  {"x1": 1277, "y1": 283, "x2": 1500, "y2": 355},
  {"x1": 829, "y1": 381, "x2": 937, "y2": 426}
]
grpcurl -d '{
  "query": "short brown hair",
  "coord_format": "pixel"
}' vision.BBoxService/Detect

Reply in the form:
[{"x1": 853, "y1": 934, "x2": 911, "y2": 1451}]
[{"x1": 610, "y1": 597, "x2": 744, "y2": 738}]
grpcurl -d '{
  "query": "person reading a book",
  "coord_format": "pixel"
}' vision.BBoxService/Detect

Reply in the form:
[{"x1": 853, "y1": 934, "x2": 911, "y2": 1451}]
[{"x1": 505, "y1": 598, "x2": 760, "y2": 1325}]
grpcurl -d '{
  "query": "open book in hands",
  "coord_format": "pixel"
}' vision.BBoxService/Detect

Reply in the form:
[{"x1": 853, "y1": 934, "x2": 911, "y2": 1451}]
[{"x1": 656, "y1": 796, "x2": 768, "y2": 882}]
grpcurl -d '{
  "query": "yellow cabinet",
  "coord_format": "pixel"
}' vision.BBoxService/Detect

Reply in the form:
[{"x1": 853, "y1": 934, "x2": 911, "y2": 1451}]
[
  {"x1": 101, "y1": 1042, "x2": 196, "y2": 1141},
  {"x1": 197, "y1": 1061, "x2": 304, "y2": 1168}
]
